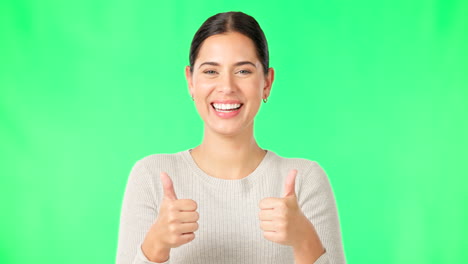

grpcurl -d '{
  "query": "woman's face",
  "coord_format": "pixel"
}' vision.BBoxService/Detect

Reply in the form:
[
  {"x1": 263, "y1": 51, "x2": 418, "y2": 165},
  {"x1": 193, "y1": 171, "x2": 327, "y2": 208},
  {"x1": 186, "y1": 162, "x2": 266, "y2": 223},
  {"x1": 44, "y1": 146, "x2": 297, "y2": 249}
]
[{"x1": 185, "y1": 32, "x2": 274, "y2": 137}]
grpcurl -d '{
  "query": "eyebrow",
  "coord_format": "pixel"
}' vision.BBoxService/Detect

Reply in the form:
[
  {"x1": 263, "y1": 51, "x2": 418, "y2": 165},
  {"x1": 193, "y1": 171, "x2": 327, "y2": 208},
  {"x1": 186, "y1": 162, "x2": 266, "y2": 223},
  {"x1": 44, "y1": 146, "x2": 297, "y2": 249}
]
[{"x1": 198, "y1": 61, "x2": 257, "y2": 69}]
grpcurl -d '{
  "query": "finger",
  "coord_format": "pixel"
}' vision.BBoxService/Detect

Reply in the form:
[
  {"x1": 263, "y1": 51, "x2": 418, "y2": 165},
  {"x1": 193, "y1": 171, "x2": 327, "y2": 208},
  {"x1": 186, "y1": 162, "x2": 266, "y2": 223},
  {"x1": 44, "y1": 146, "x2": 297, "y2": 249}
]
[
  {"x1": 258, "y1": 209, "x2": 275, "y2": 221},
  {"x1": 262, "y1": 231, "x2": 277, "y2": 242},
  {"x1": 180, "y1": 232, "x2": 195, "y2": 244},
  {"x1": 160, "y1": 172, "x2": 178, "y2": 200},
  {"x1": 174, "y1": 199, "x2": 198, "y2": 211},
  {"x1": 260, "y1": 221, "x2": 276, "y2": 232},
  {"x1": 177, "y1": 222, "x2": 199, "y2": 234},
  {"x1": 178, "y1": 211, "x2": 199, "y2": 223},
  {"x1": 283, "y1": 169, "x2": 297, "y2": 197},
  {"x1": 259, "y1": 197, "x2": 283, "y2": 209}
]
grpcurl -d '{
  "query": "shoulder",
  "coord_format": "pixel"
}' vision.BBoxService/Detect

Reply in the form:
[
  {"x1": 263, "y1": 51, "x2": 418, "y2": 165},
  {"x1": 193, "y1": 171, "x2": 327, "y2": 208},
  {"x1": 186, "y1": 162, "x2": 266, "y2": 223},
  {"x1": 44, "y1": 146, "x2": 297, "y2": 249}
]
[
  {"x1": 267, "y1": 151, "x2": 326, "y2": 180},
  {"x1": 266, "y1": 150, "x2": 331, "y2": 199},
  {"x1": 127, "y1": 151, "x2": 188, "y2": 185},
  {"x1": 132, "y1": 151, "x2": 186, "y2": 172}
]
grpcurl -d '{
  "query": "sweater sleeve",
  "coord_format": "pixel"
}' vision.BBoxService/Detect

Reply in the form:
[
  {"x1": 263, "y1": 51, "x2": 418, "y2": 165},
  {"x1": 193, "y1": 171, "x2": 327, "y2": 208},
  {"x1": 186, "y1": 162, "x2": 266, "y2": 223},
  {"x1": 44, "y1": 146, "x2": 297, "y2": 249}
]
[
  {"x1": 116, "y1": 160, "x2": 170, "y2": 264},
  {"x1": 297, "y1": 162, "x2": 346, "y2": 264}
]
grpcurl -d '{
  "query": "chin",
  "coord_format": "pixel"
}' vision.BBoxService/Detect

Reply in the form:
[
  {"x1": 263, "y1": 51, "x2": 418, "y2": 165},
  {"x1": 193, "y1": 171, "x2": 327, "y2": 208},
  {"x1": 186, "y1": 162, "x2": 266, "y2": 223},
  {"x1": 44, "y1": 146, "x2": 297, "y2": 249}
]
[
  {"x1": 211, "y1": 127, "x2": 242, "y2": 137},
  {"x1": 206, "y1": 122, "x2": 252, "y2": 137}
]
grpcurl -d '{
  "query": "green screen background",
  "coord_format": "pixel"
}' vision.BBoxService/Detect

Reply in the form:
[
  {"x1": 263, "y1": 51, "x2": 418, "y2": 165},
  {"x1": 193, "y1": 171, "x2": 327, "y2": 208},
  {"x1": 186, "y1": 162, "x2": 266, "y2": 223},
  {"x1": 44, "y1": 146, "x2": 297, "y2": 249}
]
[{"x1": 1, "y1": 0, "x2": 467, "y2": 263}]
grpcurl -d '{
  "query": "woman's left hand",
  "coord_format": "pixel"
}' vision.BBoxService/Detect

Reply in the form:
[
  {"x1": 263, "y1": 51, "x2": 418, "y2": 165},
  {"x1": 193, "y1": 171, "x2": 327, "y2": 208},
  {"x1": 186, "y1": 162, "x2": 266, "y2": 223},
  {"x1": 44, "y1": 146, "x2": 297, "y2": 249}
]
[{"x1": 258, "y1": 169, "x2": 325, "y2": 262}]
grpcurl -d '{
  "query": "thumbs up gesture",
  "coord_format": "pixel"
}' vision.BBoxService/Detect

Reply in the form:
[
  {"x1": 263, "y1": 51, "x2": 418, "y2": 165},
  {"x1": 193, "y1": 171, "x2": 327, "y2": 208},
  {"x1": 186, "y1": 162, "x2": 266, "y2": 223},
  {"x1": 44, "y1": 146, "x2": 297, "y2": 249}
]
[
  {"x1": 141, "y1": 172, "x2": 199, "y2": 262},
  {"x1": 258, "y1": 170, "x2": 323, "y2": 253}
]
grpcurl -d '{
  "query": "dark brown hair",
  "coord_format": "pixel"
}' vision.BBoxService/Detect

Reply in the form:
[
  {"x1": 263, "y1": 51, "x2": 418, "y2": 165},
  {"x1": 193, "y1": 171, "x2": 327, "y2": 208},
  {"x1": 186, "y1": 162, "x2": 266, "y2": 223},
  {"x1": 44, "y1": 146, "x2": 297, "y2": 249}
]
[{"x1": 189, "y1": 11, "x2": 269, "y2": 75}]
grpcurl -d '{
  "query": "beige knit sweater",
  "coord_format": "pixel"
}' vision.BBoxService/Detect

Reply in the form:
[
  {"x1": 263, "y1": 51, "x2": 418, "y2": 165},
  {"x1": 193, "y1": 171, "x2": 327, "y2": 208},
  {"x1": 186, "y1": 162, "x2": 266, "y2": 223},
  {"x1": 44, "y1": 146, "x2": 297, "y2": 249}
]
[{"x1": 116, "y1": 150, "x2": 345, "y2": 264}]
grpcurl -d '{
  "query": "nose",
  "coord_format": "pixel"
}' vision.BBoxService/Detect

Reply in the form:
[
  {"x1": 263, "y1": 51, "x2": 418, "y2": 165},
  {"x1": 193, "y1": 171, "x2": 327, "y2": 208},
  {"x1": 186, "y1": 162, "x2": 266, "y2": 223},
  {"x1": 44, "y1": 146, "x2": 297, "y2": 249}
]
[{"x1": 217, "y1": 72, "x2": 237, "y2": 94}]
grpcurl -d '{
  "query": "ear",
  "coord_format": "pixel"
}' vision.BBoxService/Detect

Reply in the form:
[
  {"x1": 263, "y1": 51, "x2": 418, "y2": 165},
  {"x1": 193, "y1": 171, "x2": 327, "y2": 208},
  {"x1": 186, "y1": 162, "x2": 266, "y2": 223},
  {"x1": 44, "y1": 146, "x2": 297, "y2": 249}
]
[
  {"x1": 185, "y1": 65, "x2": 194, "y2": 97},
  {"x1": 263, "y1": 67, "x2": 274, "y2": 99}
]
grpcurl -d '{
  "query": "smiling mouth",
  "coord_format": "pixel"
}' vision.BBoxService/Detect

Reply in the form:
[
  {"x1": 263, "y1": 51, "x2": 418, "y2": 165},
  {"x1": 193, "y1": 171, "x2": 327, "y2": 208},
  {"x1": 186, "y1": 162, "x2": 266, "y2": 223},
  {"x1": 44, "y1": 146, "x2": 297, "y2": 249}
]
[{"x1": 211, "y1": 103, "x2": 243, "y2": 112}]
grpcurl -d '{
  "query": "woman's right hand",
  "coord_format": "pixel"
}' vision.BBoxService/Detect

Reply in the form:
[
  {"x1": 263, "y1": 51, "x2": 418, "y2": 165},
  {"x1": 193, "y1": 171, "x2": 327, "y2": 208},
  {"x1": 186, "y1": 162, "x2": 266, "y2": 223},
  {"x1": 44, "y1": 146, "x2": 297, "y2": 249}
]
[{"x1": 141, "y1": 172, "x2": 199, "y2": 263}]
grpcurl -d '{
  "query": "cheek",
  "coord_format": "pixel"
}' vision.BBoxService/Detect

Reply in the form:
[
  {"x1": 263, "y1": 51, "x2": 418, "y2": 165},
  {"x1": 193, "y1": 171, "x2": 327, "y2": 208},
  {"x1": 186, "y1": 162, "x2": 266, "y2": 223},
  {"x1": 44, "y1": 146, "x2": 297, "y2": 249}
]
[
  {"x1": 242, "y1": 82, "x2": 263, "y2": 112},
  {"x1": 192, "y1": 80, "x2": 216, "y2": 115},
  {"x1": 193, "y1": 78, "x2": 216, "y2": 91},
  {"x1": 201, "y1": 81, "x2": 216, "y2": 91},
  {"x1": 193, "y1": 79, "x2": 216, "y2": 97},
  {"x1": 242, "y1": 79, "x2": 264, "y2": 98}
]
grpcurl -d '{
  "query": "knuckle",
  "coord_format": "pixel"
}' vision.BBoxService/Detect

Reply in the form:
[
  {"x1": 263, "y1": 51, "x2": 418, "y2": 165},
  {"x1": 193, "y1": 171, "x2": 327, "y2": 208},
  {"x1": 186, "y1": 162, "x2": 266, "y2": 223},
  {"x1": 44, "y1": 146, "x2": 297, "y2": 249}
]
[
  {"x1": 167, "y1": 214, "x2": 177, "y2": 223},
  {"x1": 168, "y1": 224, "x2": 178, "y2": 233},
  {"x1": 263, "y1": 232, "x2": 273, "y2": 240},
  {"x1": 186, "y1": 233, "x2": 195, "y2": 243},
  {"x1": 259, "y1": 199, "x2": 266, "y2": 208},
  {"x1": 168, "y1": 235, "x2": 179, "y2": 246},
  {"x1": 190, "y1": 200, "x2": 198, "y2": 210},
  {"x1": 259, "y1": 222, "x2": 265, "y2": 230},
  {"x1": 260, "y1": 198, "x2": 273, "y2": 208}
]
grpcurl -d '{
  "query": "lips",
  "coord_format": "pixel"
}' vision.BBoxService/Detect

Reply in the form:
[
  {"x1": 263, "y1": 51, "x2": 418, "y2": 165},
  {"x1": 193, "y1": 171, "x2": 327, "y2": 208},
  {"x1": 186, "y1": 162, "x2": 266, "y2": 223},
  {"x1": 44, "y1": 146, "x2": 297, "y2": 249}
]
[
  {"x1": 211, "y1": 103, "x2": 242, "y2": 112},
  {"x1": 211, "y1": 100, "x2": 243, "y2": 112},
  {"x1": 210, "y1": 100, "x2": 243, "y2": 118}
]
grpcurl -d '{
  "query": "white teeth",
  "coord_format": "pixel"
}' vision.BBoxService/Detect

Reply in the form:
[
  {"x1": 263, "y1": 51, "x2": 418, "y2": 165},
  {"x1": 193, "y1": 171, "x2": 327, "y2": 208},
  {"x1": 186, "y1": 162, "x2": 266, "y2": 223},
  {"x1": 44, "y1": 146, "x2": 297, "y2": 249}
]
[{"x1": 212, "y1": 103, "x2": 241, "y2": 111}]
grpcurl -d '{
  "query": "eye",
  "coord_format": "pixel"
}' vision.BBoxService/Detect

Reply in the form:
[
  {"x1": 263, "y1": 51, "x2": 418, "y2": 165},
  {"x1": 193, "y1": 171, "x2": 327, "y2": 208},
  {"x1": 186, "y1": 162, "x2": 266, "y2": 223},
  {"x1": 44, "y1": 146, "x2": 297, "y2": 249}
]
[
  {"x1": 237, "y1": 69, "x2": 252, "y2": 75},
  {"x1": 203, "y1": 70, "x2": 218, "y2": 75}
]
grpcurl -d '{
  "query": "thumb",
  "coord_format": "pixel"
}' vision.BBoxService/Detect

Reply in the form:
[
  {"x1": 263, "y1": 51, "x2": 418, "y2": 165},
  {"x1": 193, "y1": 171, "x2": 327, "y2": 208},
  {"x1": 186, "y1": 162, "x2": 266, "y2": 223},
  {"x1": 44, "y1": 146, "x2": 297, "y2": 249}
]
[
  {"x1": 283, "y1": 169, "x2": 297, "y2": 197},
  {"x1": 160, "y1": 172, "x2": 178, "y2": 200}
]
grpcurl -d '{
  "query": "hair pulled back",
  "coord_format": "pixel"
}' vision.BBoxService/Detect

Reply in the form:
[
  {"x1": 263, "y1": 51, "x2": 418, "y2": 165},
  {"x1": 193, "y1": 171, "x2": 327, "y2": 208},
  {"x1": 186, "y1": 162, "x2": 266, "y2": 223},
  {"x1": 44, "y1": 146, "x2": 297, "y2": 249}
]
[{"x1": 189, "y1": 11, "x2": 269, "y2": 75}]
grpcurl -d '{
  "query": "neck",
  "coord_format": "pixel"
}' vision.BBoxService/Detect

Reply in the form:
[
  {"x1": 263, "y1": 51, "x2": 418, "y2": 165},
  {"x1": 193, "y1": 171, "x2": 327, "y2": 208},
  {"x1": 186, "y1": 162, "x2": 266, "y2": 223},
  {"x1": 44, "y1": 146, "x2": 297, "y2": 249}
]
[{"x1": 190, "y1": 124, "x2": 266, "y2": 180}]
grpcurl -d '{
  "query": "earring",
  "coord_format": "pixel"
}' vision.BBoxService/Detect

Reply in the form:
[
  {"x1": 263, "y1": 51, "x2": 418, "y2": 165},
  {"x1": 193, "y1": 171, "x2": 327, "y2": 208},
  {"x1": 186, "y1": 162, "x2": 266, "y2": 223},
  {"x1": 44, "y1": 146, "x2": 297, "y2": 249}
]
[
  {"x1": 191, "y1": 94, "x2": 194, "y2": 101},
  {"x1": 263, "y1": 98, "x2": 268, "y2": 103}
]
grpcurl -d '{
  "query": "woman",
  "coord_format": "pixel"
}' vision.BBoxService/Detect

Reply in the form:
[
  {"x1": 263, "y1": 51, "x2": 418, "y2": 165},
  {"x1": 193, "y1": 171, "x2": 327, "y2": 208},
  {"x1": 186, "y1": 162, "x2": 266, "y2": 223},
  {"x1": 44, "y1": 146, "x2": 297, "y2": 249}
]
[{"x1": 116, "y1": 11, "x2": 345, "y2": 264}]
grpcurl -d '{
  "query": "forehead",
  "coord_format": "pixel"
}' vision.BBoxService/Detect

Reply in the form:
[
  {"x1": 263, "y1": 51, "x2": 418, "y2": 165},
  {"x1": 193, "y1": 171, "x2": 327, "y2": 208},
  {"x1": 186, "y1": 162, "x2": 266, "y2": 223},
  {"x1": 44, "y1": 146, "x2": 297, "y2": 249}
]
[{"x1": 196, "y1": 32, "x2": 259, "y2": 64}]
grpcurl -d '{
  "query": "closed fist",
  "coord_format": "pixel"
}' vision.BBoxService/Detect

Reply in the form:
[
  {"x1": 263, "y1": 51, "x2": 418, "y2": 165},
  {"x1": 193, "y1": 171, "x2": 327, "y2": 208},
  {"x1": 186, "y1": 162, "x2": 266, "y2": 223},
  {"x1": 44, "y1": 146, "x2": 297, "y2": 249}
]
[
  {"x1": 258, "y1": 169, "x2": 316, "y2": 247},
  {"x1": 142, "y1": 172, "x2": 199, "y2": 262}
]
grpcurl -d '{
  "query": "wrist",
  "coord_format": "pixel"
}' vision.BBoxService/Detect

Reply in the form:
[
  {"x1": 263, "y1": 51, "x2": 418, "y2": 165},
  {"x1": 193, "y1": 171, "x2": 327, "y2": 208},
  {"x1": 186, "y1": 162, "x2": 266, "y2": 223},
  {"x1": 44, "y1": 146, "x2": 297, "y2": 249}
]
[
  {"x1": 293, "y1": 242, "x2": 325, "y2": 264},
  {"x1": 292, "y1": 220, "x2": 325, "y2": 264},
  {"x1": 141, "y1": 239, "x2": 171, "y2": 263}
]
